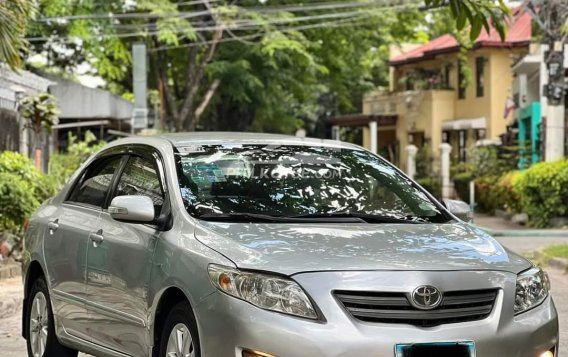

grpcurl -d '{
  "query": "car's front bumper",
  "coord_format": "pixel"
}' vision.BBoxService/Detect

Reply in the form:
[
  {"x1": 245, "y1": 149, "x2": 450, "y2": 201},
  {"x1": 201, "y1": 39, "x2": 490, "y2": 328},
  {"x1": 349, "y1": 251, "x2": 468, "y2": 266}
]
[{"x1": 196, "y1": 270, "x2": 559, "y2": 357}]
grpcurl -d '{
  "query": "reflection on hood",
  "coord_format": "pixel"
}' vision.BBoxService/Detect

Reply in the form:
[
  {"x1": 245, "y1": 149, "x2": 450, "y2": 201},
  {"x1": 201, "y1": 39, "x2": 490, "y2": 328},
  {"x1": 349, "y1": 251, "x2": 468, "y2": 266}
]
[{"x1": 194, "y1": 222, "x2": 530, "y2": 275}]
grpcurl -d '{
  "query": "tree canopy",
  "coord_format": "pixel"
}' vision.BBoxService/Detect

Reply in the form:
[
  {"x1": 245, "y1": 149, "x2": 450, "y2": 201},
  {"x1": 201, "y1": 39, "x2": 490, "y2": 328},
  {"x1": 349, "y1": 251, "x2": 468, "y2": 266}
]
[{"x1": 20, "y1": 0, "x2": 512, "y2": 134}]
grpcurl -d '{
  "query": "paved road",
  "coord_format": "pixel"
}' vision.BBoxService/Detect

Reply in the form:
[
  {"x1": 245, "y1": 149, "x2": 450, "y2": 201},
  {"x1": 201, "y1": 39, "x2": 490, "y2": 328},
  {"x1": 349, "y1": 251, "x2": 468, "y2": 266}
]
[{"x1": 1, "y1": 235, "x2": 567, "y2": 357}]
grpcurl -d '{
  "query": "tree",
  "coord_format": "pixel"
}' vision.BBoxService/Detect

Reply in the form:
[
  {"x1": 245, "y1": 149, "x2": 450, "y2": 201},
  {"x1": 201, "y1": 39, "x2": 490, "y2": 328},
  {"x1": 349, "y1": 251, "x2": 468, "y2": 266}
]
[
  {"x1": 0, "y1": 0, "x2": 35, "y2": 69},
  {"x1": 425, "y1": 0, "x2": 510, "y2": 40},
  {"x1": 24, "y1": 0, "x2": 510, "y2": 135},
  {"x1": 19, "y1": 93, "x2": 60, "y2": 169}
]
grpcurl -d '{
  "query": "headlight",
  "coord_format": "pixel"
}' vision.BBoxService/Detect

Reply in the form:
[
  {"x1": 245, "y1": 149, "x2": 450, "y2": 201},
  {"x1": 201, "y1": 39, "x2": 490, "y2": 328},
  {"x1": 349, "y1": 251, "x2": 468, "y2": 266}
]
[
  {"x1": 208, "y1": 264, "x2": 318, "y2": 319},
  {"x1": 514, "y1": 267, "x2": 550, "y2": 314}
]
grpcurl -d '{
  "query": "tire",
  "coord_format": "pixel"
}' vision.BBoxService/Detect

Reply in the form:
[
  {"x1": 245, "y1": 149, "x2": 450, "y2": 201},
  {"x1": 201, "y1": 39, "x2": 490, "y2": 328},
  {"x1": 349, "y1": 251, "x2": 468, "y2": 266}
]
[
  {"x1": 157, "y1": 301, "x2": 201, "y2": 357},
  {"x1": 25, "y1": 277, "x2": 78, "y2": 357}
]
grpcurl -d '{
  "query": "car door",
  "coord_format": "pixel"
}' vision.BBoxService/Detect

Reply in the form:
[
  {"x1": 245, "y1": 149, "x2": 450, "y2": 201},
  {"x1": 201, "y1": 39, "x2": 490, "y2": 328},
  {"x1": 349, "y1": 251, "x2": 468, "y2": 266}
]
[
  {"x1": 86, "y1": 151, "x2": 167, "y2": 356},
  {"x1": 44, "y1": 155, "x2": 124, "y2": 341}
]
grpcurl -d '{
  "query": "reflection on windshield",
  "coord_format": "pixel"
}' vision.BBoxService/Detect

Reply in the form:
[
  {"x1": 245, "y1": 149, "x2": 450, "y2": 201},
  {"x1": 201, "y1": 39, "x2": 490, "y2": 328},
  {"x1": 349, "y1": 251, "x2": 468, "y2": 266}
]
[{"x1": 175, "y1": 145, "x2": 447, "y2": 223}]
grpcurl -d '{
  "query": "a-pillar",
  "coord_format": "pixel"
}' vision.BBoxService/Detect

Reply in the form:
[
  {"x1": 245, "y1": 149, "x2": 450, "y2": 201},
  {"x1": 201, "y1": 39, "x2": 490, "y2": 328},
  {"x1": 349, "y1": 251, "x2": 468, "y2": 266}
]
[
  {"x1": 405, "y1": 145, "x2": 418, "y2": 179},
  {"x1": 440, "y1": 143, "x2": 452, "y2": 199},
  {"x1": 369, "y1": 120, "x2": 378, "y2": 154}
]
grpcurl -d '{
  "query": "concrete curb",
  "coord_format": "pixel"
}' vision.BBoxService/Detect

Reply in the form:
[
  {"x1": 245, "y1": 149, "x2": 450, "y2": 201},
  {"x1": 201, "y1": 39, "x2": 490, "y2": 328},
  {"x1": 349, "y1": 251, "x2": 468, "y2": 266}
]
[
  {"x1": 0, "y1": 264, "x2": 21, "y2": 281},
  {"x1": 477, "y1": 227, "x2": 568, "y2": 238},
  {"x1": 549, "y1": 257, "x2": 568, "y2": 271}
]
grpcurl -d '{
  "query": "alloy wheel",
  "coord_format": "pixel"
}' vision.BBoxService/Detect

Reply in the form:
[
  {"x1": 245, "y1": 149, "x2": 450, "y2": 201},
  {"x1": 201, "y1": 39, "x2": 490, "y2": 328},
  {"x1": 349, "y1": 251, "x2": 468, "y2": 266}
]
[
  {"x1": 165, "y1": 323, "x2": 195, "y2": 357},
  {"x1": 29, "y1": 291, "x2": 49, "y2": 357}
]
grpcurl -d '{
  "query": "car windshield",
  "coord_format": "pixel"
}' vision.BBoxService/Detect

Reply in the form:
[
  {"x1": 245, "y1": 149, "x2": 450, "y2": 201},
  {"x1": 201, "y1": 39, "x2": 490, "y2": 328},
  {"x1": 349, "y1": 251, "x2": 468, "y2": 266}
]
[{"x1": 175, "y1": 144, "x2": 448, "y2": 223}]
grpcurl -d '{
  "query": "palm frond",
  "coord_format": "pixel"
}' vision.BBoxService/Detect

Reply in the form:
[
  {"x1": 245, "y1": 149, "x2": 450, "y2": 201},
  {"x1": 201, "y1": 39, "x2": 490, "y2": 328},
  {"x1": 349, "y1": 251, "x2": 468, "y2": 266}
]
[{"x1": 0, "y1": 0, "x2": 36, "y2": 69}]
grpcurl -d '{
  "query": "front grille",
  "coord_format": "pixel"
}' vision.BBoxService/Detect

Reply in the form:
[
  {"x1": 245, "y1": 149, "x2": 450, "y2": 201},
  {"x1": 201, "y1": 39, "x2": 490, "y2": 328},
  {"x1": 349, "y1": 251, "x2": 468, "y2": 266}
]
[{"x1": 334, "y1": 289, "x2": 498, "y2": 327}]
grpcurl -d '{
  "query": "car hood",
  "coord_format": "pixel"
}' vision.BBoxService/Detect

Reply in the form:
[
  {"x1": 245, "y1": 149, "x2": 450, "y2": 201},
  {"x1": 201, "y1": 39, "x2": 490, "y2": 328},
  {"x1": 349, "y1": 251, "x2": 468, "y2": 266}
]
[{"x1": 194, "y1": 222, "x2": 531, "y2": 275}]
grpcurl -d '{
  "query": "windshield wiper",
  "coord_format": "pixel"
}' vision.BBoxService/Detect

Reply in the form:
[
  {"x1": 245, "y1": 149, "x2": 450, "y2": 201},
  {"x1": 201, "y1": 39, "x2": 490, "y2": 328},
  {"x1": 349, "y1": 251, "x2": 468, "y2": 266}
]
[
  {"x1": 289, "y1": 212, "x2": 423, "y2": 224},
  {"x1": 198, "y1": 212, "x2": 365, "y2": 223}
]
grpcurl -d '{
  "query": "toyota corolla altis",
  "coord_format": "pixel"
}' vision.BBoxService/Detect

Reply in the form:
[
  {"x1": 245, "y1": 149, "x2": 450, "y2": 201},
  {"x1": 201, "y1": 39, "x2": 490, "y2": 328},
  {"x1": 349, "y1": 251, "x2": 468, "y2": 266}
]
[{"x1": 22, "y1": 133, "x2": 558, "y2": 357}]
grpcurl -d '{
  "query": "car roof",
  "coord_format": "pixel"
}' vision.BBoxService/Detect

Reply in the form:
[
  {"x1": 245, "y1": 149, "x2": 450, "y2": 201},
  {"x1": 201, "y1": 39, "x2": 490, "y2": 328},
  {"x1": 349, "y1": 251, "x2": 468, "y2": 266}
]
[
  {"x1": 103, "y1": 132, "x2": 364, "y2": 152},
  {"x1": 137, "y1": 132, "x2": 362, "y2": 149}
]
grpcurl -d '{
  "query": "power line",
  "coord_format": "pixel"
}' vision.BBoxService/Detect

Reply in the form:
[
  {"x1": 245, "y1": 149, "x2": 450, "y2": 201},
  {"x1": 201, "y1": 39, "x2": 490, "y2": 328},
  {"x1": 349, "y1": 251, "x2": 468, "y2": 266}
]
[
  {"x1": 34, "y1": 0, "x2": 422, "y2": 22},
  {"x1": 27, "y1": 5, "x2": 416, "y2": 43},
  {"x1": 150, "y1": 4, "x2": 415, "y2": 52},
  {"x1": 176, "y1": 0, "x2": 223, "y2": 6}
]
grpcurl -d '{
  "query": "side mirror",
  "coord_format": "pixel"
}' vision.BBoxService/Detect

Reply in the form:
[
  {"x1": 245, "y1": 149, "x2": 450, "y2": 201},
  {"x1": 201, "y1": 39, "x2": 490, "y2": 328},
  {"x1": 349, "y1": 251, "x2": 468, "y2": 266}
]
[
  {"x1": 443, "y1": 199, "x2": 473, "y2": 223},
  {"x1": 108, "y1": 195, "x2": 155, "y2": 223}
]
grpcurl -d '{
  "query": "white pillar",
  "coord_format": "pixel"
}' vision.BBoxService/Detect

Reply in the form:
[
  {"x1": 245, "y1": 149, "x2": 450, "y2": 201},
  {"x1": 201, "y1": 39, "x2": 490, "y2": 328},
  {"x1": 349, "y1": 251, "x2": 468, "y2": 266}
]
[
  {"x1": 369, "y1": 120, "x2": 378, "y2": 154},
  {"x1": 405, "y1": 144, "x2": 418, "y2": 179},
  {"x1": 543, "y1": 43, "x2": 566, "y2": 162},
  {"x1": 545, "y1": 104, "x2": 565, "y2": 162},
  {"x1": 440, "y1": 143, "x2": 452, "y2": 199},
  {"x1": 331, "y1": 125, "x2": 340, "y2": 141}
]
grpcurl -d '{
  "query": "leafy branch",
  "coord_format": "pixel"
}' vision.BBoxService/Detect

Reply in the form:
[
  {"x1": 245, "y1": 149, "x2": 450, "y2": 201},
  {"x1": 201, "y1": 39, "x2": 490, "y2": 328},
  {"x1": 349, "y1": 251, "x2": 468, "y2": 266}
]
[{"x1": 424, "y1": 0, "x2": 511, "y2": 41}]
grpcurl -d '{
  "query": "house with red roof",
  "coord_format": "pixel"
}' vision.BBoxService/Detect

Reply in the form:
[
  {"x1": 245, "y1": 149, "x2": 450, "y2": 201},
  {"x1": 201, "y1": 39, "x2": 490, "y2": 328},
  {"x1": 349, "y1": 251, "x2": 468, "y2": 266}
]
[{"x1": 330, "y1": 10, "x2": 532, "y2": 172}]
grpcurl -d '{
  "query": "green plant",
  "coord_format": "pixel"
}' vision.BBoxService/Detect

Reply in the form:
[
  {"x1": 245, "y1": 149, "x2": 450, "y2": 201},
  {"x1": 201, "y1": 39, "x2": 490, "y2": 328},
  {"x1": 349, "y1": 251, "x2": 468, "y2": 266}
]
[
  {"x1": 0, "y1": 0, "x2": 36, "y2": 69},
  {"x1": 415, "y1": 144, "x2": 434, "y2": 180},
  {"x1": 0, "y1": 151, "x2": 56, "y2": 202},
  {"x1": 497, "y1": 171, "x2": 523, "y2": 213},
  {"x1": 48, "y1": 131, "x2": 106, "y2": 188},
  {"x1": 0, "y1": 172, "x2": 39, "y2": 232},
  {"x1": 0, "y1": 151, "x2": 55, "y2": 244},
  {"x1": 473, "y1": 176, "x2": 502, "y2": 214},
  {"x1": 513, "y1": 160, "x2": 568, "y2": 228},
  {"x1": 453, "y1": 171, "x2": 474, "y2": 201},
  {"x1": 20, "y1": 93, "x2": 60, "y2": 135},
  {"x1": 529, "y1": 244, "x2": 568, "y2": 268}
]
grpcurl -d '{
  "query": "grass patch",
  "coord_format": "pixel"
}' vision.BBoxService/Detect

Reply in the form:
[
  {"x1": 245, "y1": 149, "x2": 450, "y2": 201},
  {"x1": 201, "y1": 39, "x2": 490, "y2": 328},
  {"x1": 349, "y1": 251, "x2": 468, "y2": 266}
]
[{"x1": 529, "y1": 244, "x2": 568, "y2": 267}]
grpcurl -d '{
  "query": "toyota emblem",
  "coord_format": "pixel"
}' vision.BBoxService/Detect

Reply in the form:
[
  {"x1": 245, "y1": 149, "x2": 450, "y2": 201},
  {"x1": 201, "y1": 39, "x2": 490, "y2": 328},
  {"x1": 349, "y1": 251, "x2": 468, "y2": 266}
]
[{"x1": 411, "y1": 285, "x2": 443, "y2": 310}]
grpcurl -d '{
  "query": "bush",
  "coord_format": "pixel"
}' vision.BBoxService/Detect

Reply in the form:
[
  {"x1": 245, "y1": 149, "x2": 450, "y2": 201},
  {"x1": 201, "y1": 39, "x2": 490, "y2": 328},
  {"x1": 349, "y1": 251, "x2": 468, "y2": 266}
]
[
  {"x1": 513, "y1": 160, "x2": 568, "y2": 228},
  {"x1": 49, "y1": 131, "x2": 106, "y2": 188},
  {"x1": 416, "y1": 177, "x2": 442, "y2": 198},
  {"x1": 0, "y1": 152, "x2": 55, "y2": 240},
  {"x1": 0, "y1": 172, "x2": 39, "y2": 232},
  {"x1": 473, "y1": 176, "x2": 501, "y2": 214},
  {"x1": 0, "y1": 151, "x2": 56, "y2": 203},
  {"x1": 453, "y1": 171, "x2": 474, "y2": 201},
  {"x1": 497, "y1": 171, "x2": 523, "y2": 213},
  {"x1": 451, "y1": 145, "x2": 522, "y2": 214}
]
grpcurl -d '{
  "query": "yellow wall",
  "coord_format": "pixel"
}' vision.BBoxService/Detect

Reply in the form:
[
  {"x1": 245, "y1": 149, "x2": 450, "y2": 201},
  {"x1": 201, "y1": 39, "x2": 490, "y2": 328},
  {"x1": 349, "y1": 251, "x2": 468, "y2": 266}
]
[{"x1": 361, "y1": 46, "x2": 527, "y2": 170}]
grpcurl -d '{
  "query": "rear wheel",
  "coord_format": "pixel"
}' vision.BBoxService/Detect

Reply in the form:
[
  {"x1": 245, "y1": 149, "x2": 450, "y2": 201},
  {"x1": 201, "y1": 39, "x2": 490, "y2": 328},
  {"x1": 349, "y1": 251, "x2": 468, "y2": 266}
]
[
  {"x1": 158, "y1": 301, "x2": 200, "y2": 357},
  {"x1": 26, "y1": 277, "x2": 78, "y2": 357}
]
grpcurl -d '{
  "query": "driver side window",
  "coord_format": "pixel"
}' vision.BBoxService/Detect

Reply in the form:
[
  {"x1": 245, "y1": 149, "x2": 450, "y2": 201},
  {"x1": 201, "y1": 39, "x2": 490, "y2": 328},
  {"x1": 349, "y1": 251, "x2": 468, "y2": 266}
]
[
  {"x1": 67, "y1": 156, "x2": 123, "y2": 208},
  {"x1": 112, "y1": 156, "x2": 165, "y2": 217}
]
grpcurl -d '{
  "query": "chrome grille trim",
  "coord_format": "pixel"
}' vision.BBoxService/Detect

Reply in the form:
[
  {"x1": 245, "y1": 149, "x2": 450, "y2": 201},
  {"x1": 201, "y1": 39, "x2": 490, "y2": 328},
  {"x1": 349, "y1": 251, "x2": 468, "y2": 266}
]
[{"x1": 334, "y1": 289, "x2": 498, "y2": 327}]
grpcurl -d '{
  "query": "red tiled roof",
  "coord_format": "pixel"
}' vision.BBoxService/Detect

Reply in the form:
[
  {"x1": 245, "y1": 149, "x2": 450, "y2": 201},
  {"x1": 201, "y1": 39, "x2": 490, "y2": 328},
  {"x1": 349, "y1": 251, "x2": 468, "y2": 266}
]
[{"x1": 390, "y1": 10, "x2": 532, "y2": 66}]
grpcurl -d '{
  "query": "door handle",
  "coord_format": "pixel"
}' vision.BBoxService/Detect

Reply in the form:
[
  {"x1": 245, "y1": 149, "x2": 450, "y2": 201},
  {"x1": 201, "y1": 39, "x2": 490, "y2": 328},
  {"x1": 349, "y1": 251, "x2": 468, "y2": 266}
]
[
  {"x1": 89, "y1": 229, "x2": 104, "y2": 246},
  {"x1": 48, "y1": 219, "x2": 59, "y2": 235}
]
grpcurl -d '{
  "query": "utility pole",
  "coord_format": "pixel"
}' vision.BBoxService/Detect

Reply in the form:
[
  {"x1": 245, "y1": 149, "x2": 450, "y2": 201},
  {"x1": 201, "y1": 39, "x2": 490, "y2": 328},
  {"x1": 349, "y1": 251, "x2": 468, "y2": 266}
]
[
  {"x1": 525, "y1": 0, "x2": 568, "y2": 161},
  {"x1": 132, "y1": 43, "x2": 148, "y2": 133}
]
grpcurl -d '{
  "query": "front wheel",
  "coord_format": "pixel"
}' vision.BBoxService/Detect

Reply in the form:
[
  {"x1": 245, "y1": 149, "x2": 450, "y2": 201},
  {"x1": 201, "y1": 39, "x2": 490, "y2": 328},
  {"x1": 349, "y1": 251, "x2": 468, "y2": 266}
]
[
  {"x1": 26, "y1": 277, "x2": 78, "y2": 357},
  {"x1": 158, "y1": 301, "x2": 200, "y2": 357}
]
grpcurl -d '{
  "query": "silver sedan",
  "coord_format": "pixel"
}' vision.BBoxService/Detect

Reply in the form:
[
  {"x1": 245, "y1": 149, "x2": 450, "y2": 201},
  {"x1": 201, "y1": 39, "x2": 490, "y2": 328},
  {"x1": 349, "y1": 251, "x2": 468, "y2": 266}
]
[{"x1": 22, "y1": 133, "x2": 558, "y2": 357}]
